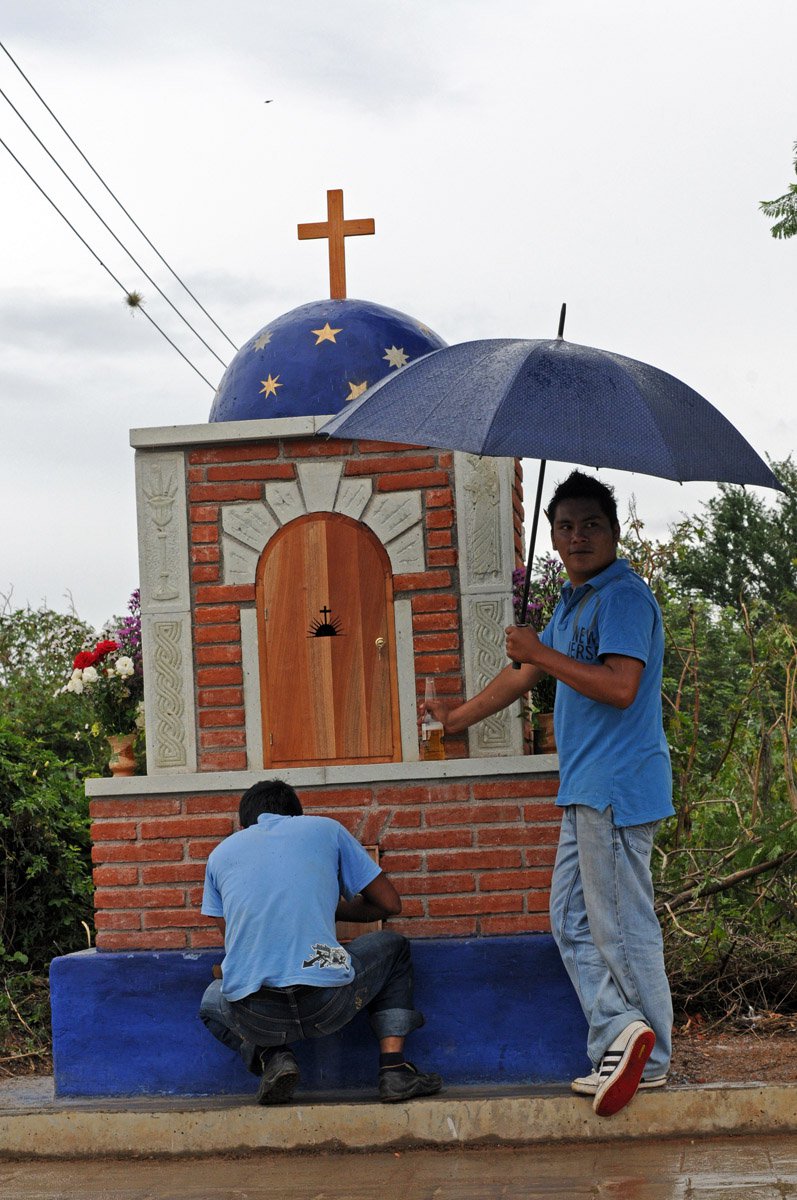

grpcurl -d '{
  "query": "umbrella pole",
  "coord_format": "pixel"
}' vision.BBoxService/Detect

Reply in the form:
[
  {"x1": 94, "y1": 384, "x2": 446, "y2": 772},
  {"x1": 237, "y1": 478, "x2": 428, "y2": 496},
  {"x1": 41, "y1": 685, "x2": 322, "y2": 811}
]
[
  {"x1": 510, "y1": 302, "x2": 563, "y2": 669},
  {"x1": 511, "y1": 458, "x2": 546, "y2": 670}
]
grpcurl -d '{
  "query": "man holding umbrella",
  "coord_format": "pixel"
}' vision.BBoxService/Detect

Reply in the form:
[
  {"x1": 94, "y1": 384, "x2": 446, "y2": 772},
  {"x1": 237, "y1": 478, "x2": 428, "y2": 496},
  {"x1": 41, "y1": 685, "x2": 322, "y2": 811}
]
[
  {"x1": 426, "y1": 469, "x2": 674, "y2": 1117},
  {"x1": 324, "y1": 310, "x2": 780, "y2": 1113}
]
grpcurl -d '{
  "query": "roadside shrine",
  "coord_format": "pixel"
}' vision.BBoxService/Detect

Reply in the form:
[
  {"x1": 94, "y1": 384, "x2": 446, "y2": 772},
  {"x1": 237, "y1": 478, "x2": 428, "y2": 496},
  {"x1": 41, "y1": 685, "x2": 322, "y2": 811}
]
[{"x1": 50, "y1": 191, "x2": 586, "y2": 1096}]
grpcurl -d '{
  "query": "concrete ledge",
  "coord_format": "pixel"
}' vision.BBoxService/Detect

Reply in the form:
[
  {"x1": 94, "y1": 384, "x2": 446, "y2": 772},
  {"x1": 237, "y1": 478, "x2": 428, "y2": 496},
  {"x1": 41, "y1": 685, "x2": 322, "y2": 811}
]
[
  {"x1": 130, "y1": 415, "x2": 334, "y2": 449},
  {"x1": 1, "y1": 1078, "x2": 796, "y2": 1158},
  {"x1": 84, "y1": 755, "x2": 558, "y2": 797}
]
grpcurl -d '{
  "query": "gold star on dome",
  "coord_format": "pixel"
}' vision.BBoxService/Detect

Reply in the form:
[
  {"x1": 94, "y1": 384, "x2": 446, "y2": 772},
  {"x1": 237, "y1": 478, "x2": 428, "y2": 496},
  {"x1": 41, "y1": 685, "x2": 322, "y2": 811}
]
[
  {"x1": 417, "y1": 323, "x2": 432, "y2": 337},
  {"x1": 346, "y1": 380, "x2": 368, "y2": 402},
  {"x1": 311, "y1": 322, "x2": 342, "y2": 345},
  {"x1": 383, "y1": 346, "x2": 409, "y2": 369},
  {"x1": 259, "y1": 374, "x2": 283, "y2": 399},
  {"x1": 252, "y1": 330, "x2": 272, "y2": 351}
]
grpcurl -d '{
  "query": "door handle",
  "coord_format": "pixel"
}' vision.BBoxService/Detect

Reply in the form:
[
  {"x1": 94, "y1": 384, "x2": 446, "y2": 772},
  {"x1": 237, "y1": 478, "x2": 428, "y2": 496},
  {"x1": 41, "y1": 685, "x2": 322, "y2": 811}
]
[{"x1": 375, "y1": 637, "x2": 386, "y2": 652}]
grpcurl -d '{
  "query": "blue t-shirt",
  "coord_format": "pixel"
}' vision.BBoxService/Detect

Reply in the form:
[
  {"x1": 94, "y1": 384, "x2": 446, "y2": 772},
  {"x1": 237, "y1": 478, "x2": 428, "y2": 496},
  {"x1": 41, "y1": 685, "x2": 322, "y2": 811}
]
[
  {"x1": 201, "y1": 813, "x2": 381, "y2": 1001},
  {"x1": 539, "y1": 557, "x2": 674, "y2": 826}
]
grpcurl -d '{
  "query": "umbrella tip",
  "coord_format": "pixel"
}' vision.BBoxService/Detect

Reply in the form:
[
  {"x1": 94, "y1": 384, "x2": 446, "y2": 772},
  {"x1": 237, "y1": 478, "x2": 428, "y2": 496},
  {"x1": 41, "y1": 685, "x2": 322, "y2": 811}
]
[{"x1": 557, "y1": 303, "x2": 567, "y2": 339}]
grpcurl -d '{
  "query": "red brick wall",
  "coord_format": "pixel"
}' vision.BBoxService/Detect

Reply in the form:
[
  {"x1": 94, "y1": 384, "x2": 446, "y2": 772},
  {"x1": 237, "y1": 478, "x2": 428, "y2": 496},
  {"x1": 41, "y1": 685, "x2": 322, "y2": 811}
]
[
  {"x1": 90, "y1": 773, "x2": 559, "y2": 951},
  {"x1": 185, "y1": 437, "x2": 472, "y2": 769}
]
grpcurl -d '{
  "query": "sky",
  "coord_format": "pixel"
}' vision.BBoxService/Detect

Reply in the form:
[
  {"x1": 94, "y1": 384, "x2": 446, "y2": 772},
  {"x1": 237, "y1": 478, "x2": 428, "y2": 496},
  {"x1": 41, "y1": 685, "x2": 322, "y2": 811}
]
[{"x1": 1, "y1": 0, "x2": 795, "y2": 631}]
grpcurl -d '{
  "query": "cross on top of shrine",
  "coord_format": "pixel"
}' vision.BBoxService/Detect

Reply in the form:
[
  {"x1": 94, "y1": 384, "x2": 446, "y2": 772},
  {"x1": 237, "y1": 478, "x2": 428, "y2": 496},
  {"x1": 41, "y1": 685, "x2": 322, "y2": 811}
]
[{"x1": 298, "y1": 189, "x2": 375, "y2": 300}]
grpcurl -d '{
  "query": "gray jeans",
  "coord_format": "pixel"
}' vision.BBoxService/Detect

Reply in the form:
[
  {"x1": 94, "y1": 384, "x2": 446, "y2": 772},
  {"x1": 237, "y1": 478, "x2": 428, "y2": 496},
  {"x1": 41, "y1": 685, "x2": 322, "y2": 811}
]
[
  {"x1": 199, "y1": 929, "x2": 424, "y2": 1074},
  {"x1": 549, "y1": 804, "x2": 673, "y2": 1077}
]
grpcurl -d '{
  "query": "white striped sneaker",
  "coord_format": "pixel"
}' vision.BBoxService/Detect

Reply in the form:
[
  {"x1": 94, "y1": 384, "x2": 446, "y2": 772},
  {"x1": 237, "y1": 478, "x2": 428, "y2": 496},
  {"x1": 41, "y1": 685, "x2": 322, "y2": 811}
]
[
  {"x1": 592, "y1": 1021, "x2": 657, "y2": 1116},
  {"x1": 571, "y1": 1069, "x2": 667, "y2": 1096}
]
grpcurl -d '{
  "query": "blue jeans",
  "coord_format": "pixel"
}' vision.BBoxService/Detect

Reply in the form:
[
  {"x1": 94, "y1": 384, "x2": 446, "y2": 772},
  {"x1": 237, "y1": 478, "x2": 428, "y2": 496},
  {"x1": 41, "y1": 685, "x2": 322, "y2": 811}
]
[
  {"x1": 199, "y1": 930, "x2": 424, "y2": 1075},
  {"x1": 549, "y1": 804, "x2": 673, "y2": 1078}
]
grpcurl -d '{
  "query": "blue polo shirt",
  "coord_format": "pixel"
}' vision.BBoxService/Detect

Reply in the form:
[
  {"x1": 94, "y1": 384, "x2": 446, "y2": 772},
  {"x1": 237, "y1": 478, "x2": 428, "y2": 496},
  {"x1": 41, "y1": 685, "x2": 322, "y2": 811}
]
[
  {"x1": 539, "y1": 557, "x2": 674, "y2": 826},
  {"x1": 201, "y1": 813, "x2": 381, "y2": 1001}
]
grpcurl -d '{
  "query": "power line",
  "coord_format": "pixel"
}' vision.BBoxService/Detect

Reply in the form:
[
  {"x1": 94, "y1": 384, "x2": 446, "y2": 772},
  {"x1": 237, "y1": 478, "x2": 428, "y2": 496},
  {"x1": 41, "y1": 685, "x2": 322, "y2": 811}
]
[
  {"x1": 0, "y1": 132, "x2": 217, "y2": 392},
  {"x1": 0, "y1": 82, "x2": 229, "y2": 372},
  {"x1": 0, "y1": 38, "x2": 239, "y2": 354}
]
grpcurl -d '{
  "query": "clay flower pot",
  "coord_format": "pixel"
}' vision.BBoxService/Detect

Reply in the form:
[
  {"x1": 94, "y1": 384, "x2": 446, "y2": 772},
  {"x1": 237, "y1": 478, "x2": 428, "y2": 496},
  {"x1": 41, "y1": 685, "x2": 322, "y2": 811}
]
[
  {"x1": 106, "y1": 732, "x2": 137, "y2": 777},
  {"x1": 534, "y1": 712, "x2": 557, "y2": 755}
]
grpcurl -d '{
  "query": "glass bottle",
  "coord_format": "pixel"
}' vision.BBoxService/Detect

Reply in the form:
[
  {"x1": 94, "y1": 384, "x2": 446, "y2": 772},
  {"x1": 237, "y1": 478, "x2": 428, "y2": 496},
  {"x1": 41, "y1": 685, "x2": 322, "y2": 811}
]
[{"x1": 420, "y1": 677, "x2": 445, "y2": 761}]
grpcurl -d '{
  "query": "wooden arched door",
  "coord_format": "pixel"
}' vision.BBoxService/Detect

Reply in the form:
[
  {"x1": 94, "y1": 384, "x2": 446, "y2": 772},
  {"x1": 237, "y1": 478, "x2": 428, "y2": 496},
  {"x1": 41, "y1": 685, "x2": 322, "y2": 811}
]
[{"x1": 256, "y1": 512, "x2": 401, "y2": 767}]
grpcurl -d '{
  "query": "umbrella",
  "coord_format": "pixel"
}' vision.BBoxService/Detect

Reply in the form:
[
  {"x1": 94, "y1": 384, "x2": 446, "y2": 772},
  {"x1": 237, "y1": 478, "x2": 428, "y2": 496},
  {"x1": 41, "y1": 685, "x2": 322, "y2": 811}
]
[{"x1": 321, "y1": 306, "x2": 782, "y2": 653}]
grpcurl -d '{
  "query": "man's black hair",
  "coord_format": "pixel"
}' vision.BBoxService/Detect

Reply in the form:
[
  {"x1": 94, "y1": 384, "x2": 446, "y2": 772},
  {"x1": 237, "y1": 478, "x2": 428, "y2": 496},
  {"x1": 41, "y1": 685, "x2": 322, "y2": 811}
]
[
  {"x1": 546, "y1": 470, "x2": 619, "y2": 528},
  {"x1": 239, "y1": 778, "x2": 303, "y2": 828}
]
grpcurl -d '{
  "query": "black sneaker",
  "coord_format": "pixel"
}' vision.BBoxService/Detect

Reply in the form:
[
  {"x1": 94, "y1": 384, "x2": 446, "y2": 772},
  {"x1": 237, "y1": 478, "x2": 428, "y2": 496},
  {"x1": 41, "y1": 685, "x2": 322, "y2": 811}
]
[
  {"x1": 256, "y1": 1047, "x2": 300, "y2": 1105},
  {"x1": 378, "y1": 1061, "x2": 443, "y2": 1103}
]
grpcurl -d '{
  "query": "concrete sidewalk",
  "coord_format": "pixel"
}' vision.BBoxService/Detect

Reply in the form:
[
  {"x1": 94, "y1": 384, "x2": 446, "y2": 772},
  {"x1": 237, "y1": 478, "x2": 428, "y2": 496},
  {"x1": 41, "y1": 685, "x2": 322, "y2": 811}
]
[{"x1": 1, "y1": 1076, "x2": 796, "y2": 1158}]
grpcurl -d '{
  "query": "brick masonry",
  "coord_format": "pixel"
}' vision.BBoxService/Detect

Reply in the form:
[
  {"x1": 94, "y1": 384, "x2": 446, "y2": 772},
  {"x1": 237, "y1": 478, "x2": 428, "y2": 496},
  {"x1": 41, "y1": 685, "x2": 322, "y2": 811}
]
[
  {"x1": 116, "y1": 430, "x2": 548, "y2": 954},
  {"x1": 183, "y1": 438, "x2": 525, "y2": 771},
  {"x1": 90, "y1": 772, "x2": 559, "y2": 951}
]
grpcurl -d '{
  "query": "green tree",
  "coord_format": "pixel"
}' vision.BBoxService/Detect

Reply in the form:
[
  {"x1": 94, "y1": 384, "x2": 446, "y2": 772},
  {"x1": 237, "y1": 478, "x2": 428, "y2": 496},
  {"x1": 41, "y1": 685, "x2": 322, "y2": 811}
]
[
  {"x1": 0, "y1": 716, "x2": 93, "y2": 967},
  {"x1": 622, "y1": 507, "x2": 797, "y2": 1019},
  {"x1": 760, "y1": 142, "x2": 797, "y2": 239},
  {"x1": 0, "y1": 600, "x2": 106, "y2": 772},
  {"x1": 667, "y1": 458, "x2": 797, "y2": 615}
]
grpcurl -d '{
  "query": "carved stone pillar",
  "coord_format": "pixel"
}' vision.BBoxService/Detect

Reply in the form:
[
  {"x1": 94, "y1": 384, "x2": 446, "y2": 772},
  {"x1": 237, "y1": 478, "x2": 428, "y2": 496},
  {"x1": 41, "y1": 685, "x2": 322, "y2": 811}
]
[
  {"x1": 135, "y1": 450, "x2": 197, "y2": 774},
  {"x1": 454, "y1": 453, "x2": 524, "y2": 756}
]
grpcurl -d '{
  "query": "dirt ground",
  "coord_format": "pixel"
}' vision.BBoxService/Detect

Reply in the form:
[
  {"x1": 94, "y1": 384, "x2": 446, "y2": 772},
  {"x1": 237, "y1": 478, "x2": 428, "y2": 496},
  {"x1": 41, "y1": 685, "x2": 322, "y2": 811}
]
[{"x1": 669, "y1": 1017, "x2": 797, "y2": 1085}]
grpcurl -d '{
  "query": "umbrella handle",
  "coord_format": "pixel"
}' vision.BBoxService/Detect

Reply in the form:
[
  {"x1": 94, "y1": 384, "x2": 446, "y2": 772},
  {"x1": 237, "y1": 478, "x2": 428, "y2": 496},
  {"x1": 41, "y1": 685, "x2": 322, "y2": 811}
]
[{"x1": 510, "y1": 622, "x2": 527, "y2": 672}]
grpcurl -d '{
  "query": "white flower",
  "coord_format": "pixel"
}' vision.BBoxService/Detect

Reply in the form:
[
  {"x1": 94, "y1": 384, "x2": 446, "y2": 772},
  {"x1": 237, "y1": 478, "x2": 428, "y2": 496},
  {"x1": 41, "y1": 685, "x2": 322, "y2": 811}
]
[
  {"x1": 115, "y1": 656, "x2": 135, "y2": 678},
  {"x1": 66, "y1": 673, "x2": 84, "y2": 695},
  {"x1": 82, "y1": 666, "x2": 99, "y2": 684}
]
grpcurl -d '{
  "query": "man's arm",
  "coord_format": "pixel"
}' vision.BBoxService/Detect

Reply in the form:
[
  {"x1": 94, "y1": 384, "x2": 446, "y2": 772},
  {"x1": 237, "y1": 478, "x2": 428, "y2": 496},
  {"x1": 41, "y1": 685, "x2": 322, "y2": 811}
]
[
  {"x1": 335, "y1": 871, "x2": 402, "y2": 923},
  {"x1": 211, "y1": 916, "x2": 226, "y2": 940},
  {"x1": 426, "y1": 661, "x2": 545, "y2": 735},
  {"x1": 505, "y1": 625, "x2": 643, "y2": 709}
]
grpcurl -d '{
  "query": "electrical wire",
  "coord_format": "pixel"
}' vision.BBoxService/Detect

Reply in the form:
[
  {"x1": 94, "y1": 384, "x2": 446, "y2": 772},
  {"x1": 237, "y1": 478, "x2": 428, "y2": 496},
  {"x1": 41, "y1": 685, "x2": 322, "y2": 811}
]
[
  {"x1": 0, "y1": 38, "x2": 239, "y2": 354},
  {"x1": 0, "y1": 82, "x2": 229, "y2": 371},
  {"x1": 0, "y1": 132, "x2": 217, "y2": 391}
]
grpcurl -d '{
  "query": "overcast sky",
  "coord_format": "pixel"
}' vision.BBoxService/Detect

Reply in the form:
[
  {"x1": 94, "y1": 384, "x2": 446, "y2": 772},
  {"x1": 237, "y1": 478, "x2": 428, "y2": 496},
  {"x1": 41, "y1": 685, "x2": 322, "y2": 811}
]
[{"x1": 1, "y1": 1, "x2": 795, "y2": 630}]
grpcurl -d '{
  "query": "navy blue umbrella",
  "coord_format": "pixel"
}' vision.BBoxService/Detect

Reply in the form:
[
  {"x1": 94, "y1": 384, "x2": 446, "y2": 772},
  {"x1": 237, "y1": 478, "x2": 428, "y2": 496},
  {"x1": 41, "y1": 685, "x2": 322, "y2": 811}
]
[{"x1": 321, "y1": 307, "x2": 781, "y2": 648}]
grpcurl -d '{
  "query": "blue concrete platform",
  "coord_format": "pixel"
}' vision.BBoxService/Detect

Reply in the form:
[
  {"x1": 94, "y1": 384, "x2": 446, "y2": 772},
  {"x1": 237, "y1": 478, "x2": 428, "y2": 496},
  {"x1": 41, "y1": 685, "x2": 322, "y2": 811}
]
[{"x1": 50, "y1": 935, "x2": 589, "y2": 1097}]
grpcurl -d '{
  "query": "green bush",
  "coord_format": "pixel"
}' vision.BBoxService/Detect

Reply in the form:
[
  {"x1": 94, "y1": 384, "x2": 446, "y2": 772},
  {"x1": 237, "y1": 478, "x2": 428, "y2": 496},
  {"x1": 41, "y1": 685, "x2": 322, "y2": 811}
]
[
  {"x1": 624, "y1": 502, "x2": 797, "y2": 1021},
  {"x1": 0, "y1": 717, "x2": 93, "y2": 970},
  {"x1": 0, "y1": 601, "x2": 106, "y2": 774}
]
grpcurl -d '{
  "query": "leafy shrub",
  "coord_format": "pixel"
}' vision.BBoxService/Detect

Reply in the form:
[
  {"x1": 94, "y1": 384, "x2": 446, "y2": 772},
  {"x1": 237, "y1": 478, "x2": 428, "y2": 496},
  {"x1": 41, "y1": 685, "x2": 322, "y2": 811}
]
[
  {"x1": 624, "y1": 503, "x2": 797, "y2": 1021},
  {"x1": 0, "y1": 600, "x2": 106, "y2": 772},
  {"x1": 0, "y1": 717, "x2": 93, "y2": 969}
]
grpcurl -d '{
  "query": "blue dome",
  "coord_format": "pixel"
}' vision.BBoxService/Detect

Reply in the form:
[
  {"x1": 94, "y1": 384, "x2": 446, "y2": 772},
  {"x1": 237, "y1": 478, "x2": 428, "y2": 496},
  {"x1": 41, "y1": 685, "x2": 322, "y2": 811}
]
[{"x1": 209, "y1": 297, "x2": 447, "y2": 422}]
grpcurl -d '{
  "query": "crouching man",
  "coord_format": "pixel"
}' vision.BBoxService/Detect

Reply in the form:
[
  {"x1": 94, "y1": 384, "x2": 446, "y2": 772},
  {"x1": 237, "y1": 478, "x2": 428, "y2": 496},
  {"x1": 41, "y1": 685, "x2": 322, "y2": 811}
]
[{"x1": 199, "y1": 778, "x2": 442, "y2": 1105}]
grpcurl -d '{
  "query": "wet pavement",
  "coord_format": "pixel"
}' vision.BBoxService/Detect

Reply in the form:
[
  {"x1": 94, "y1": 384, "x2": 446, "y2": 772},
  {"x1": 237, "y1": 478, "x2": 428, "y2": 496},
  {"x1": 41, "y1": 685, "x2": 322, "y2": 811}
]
[{"x1": 0, "y1": 1135, "x2": 795, "y2": 1198}]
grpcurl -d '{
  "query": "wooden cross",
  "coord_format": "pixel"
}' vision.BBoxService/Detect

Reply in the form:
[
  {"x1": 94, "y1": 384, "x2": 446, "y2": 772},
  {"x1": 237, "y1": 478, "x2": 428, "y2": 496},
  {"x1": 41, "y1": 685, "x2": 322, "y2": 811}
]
[{"x1": 298, "y1": 189, "x2": 375, "y2": 300}]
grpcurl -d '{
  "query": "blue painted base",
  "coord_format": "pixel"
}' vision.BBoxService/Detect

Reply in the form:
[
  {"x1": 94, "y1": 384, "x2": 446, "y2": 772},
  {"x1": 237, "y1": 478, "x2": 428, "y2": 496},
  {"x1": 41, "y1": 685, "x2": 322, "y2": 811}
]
[{"x1": 50, "y1": 936, "x2": 589, "y2": 1097}]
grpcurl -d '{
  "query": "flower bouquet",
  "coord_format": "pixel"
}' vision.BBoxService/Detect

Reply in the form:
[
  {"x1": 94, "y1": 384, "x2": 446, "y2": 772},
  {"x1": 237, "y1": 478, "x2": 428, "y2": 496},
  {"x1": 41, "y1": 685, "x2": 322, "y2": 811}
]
[{"x1": 63, "y1": 591, "x2": 144, "y2": 774}]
